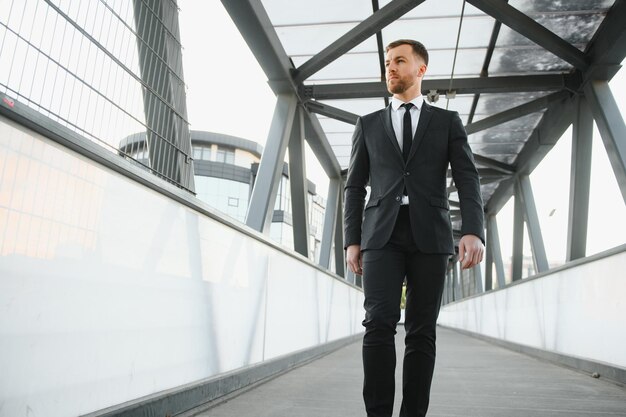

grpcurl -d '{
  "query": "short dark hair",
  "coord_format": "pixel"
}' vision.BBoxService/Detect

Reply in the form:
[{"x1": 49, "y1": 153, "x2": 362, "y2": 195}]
[{"x1": 385, "y1": 39, "x2": 429, "y2": 66}]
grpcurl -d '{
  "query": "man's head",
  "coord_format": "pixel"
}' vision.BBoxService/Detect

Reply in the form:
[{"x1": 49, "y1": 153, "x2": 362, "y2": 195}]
[{"x1": 385, "y1": 39, "x2": 428, "y2": 97}]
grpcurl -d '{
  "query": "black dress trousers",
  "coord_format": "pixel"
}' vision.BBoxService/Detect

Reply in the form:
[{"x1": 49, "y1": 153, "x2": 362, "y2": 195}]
[{"x1": 361, "y1": 205, "x2": 448, "y2": 417}]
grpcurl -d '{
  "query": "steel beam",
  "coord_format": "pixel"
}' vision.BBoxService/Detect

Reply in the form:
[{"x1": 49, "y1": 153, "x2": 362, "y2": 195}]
[
  {"x1": 518, "y1": 176, "x2": 549, "y2": 273},
  {"x1": 294, "y1": 0, "x2": 425, "y2": 83},
  {"x1": 584, "y1": 80, "x2": 626, "y2": 205},
  {"x1": 566, "y1": 97, "x2": 593, "y2": 261},
  {"x1": 465, "y1": 91, "x2": 569, "y2": 135},
  {"x1": 466, "y1": 0, "x2": 588, "y2": 71},
  {"x1": 288, "y1": 107, "x2": 310, "y2": 257},
  {"x1": 304, "y1": 74, "x2": 569, "y2": 100},
  {"x1": 511, "y1": 189, "x2": 524, "y2": 282},
  {"x1": 320, "y1": 178, "x2": 341, "y2": 269},
  {"x1": 220, "y1": 0, "x2": 296, "y2": 95},
  {"x1": 487, "y1": 215, "x2": 506, "y2": 289},
  {"x1": 246, "y1": 94, "x2": 297, "y2": 232}
]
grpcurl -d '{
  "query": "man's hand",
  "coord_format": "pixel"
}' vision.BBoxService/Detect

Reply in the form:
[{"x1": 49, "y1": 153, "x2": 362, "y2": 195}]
[
  {"x1": 458, "y1": 234, "x2": 484, "y2": 270},
  {"x1": 346, "y1": 244, "x2": 363, "y2": 275}
]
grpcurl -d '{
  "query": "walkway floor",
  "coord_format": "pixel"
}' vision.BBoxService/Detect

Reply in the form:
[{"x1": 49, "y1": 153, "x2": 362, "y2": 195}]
[{"x1": 193, "y1": 327, "x2": 626, "y2": 417}]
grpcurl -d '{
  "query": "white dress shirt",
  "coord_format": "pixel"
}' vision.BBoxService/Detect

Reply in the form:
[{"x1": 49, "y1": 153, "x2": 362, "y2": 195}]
[
  {"x1": 390, "y1": 95, "x2": 424, "y2": 152},
  {"x1": 390, "y1": 96, "x2": 423, "y2": 204}
]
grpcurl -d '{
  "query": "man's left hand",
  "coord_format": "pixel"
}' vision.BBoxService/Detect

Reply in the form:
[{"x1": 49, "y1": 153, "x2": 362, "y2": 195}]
[{"x1": 458, "y1": 234, "x2": 484, "y2": 270}]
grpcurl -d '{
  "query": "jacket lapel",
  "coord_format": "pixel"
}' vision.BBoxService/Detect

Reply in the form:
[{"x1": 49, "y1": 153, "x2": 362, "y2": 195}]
[
  {"x1": 380, "y1": 104, "x2": 403, "y2": 161},
  {"x1": 407, "y1": 102, "x2": 433, "y2": 162}
]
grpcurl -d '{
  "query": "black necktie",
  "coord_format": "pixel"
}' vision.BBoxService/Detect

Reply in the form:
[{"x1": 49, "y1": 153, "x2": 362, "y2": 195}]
[{"x1": 401, "y1": 103, "x2": 414, "y2": 163}]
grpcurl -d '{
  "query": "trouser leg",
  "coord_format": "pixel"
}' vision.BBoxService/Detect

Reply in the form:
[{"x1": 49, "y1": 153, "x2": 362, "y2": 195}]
[
  {"x1": 399, "y1": 252, "x2": 448, "y2": 417},
  {"x1": 361, "y1": 246, "x2": 405, "y2": 417}
]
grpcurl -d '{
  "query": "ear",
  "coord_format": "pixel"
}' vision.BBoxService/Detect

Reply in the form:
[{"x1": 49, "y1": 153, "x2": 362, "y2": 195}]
[{"x1": 417, "y1": 64, "x2": 427, "y2": 78}]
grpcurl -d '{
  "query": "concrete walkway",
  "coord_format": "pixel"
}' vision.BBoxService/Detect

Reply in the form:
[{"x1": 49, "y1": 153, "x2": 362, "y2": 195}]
[{"x1": 193, "y1": 327, "x2": 626, "y2": 417}]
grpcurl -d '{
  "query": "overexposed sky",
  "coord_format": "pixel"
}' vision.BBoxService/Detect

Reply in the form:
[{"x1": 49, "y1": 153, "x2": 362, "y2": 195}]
[{"x1": 178, "y1": 1, "x2": 626, "y2": 263}]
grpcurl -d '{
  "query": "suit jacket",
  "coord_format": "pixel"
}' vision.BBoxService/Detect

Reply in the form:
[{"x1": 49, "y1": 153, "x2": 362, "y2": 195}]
[{"x1": 344, "y1": 102, "x2": 484, "y2": 255}]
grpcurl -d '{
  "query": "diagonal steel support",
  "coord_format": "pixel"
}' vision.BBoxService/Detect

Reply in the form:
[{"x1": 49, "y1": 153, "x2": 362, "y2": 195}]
[
  {"x1": 320, "y1": 178, "x2": 341, "y2": 269},
  {"x1": 303, "y1": 111, "x2": 343, "y2": 178},
  {"x1": 466, "y1": 0, "x2": 588, "y2": 71},
  {"x1": 567, "y1": 96, "x2": 593, "y2": 261},
  {"x1": 517, "y1": 176, "x2": 549, "y2": 273},
  {"x1": 246, "y1": 94, "x2": 297, "y2": 232},
  {"x1": 288, "y1": 106, "x2": 310, "y2": 257},
  {"x1": 465, "y1": 91, "x2": 569, "y2": 135},
  {"x1": 584, "y1": 80, "x2": 626, "y2": 206},
  {"x1": 294, "y1": 0, "x2": 426, "y2": 83},
  {"x1": 305, "y1": 101, "x2": 359, "y2": 126}
]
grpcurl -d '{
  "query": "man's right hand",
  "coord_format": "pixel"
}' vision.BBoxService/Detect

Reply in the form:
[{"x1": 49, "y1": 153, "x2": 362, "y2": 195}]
[{"x1": 346, "y1": 244, "x2": 362, "y2": 275}]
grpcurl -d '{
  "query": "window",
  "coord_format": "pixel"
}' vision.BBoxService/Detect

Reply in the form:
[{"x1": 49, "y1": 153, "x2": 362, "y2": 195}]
[{"x1": 216, "y1": 146, "x2": 235, "y2": 164}]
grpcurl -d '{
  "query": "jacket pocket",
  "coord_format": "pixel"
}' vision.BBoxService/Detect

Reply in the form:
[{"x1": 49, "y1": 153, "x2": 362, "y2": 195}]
[
  {"x1": 429, "y1": 197, "x2": 450, "y2": 210},
  {"x1": 365, "y1": 197, "x2": 381, "y2": 210}
]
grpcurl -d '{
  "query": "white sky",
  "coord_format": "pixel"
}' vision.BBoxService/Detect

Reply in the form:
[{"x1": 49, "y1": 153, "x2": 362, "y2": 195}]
[{"x1": 178, "y1": 1, "x2": 626, "y2": 265}]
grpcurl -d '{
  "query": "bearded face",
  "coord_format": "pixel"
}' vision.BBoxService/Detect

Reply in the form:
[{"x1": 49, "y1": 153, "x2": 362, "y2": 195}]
[{"x1": 385, "y1": 44, "x2": 426, "y2": 97}]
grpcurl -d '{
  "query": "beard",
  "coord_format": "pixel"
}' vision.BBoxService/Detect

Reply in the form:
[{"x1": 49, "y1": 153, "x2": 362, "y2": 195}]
[{"x1": 387, "y1": 76, "x2": 413, "y2": 94}]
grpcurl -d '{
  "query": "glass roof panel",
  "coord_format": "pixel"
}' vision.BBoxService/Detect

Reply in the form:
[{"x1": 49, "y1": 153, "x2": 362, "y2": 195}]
[
  {"x1": 509, "y1": 0, "x2": 615, "y2": 14},
  {"x1": 469, "y1": 113, "x2": 545, "y2": 144},
  {"x1": 489, "y1": 47, "x2": 571, "y2": 76},
  {"x1": 262, "y1": 0, "x2": 372, "y2": 26},
  {"x1": 277, "y1": 23, "x2": 378, "y2": 56},
  {"x1": 318, "y1": 117, "x2": 356, "y2": 134},
  {"x1": 382, "y1": 15, "x2": 495, "y2": 50},
  {"x1": 304, "y1": 77, "x2": 382, "y2": 85},
  {"x1": 474, "y1": 92, "x2": 552, "y2": 119},
  {"x1": 417, "y1": 48, "x2": 486, "y2": 78}
]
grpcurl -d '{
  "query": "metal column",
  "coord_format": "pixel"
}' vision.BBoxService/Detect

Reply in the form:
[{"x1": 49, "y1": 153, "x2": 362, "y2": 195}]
[
  {"x1": 511, "y1": 189, "x2": 524, "y2": 282},
  {"x1": 487, "y1": 215, "x2": 506, "y2": 289},
  {"x1": 333, "y1": 182, "x2": 346, "y2": 277},
  {"x1": 518, "y1": 176, "x2": 549, "y2": 273},
  {"x1": 584, "y1": 80, "x2": 626, "y2": 206},
  {"x1": 567, "y1": 96, "x2": 593, "y2": 261},
  {"x1": 320, "y1": 178, "x2": 341, "y2": 269},
  {"x1": 288, "y1": 106, "x2": 310, "y2": 257},
  {"x1": 246, "y1": 94, "x2": 298, "y2": 233}
]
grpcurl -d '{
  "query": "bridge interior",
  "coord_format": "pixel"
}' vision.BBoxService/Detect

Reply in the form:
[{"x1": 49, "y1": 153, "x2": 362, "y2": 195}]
[{"x1": 0, "y1": 1, "x2": 625, "y2": 416}]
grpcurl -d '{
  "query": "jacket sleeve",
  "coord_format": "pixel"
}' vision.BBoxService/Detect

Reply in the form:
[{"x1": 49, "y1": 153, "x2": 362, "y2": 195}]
[
  {"x1": 448, "y1": 111, "x2": 485, "y2": 243},
  {"x1": 344, "y1": 117, "x2": 369, "y2": 249}
]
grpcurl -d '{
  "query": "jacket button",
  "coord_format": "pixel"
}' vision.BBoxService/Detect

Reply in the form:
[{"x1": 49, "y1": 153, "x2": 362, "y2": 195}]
[
  {"x1": 404, "y1": 171, "x2": 410, "y2": 176},
  {"x1": 395, "y1": 196, "x2": 401, "y2": 202}
]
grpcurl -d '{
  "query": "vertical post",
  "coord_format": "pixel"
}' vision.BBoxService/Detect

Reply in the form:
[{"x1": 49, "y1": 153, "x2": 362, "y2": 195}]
[
  {"x1": 511, "y1": 189, "x2": 524, "y2": 281},
  {"x1": 334, "y1": 181, "x2": 346, "y2": 277},
  {"x1": 453, "y1": 262, "x2": 460, "y2": 301},
  {"x1": 246, "y1": 94, "x2": 297, "y2": 233},
  {"x1": 473, "y1": 263, "x2": 483, "y2": 294},
  {"x1": 584, "y1": 80, "x2": 626, "y2": 206},
  {"x1": 567, "y1": 96, "x2": 592, "y2": 261},
  {"x1": 487, "y1": 215, "x2": 506, "y2": 289},
  {"x1": 288, "y1": 106, "x2": 310, "y2": 257},
  {"x1": 320, "y1": 178, "x2": 340, "y2": 269},
  {"x1": 485, "y1": 222, "x2": 493, "y2": 291},
  {"x1": 518, "y1": 176, "x2": 549, "y2": 273}
]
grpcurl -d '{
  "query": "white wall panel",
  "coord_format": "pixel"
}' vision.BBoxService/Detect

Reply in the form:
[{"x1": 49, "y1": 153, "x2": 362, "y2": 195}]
[
  {"x1": 0, "y1": 116, "x2": 365, "y2": 417},
  {"x1": 439, "y1": 248, "x2": 626, "y2": 368}
]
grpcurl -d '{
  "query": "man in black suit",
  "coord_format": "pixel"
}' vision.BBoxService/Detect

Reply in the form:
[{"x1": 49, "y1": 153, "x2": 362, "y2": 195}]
[{"x1": 344, "y1": 39, "x2": 485, "y2": 417}]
